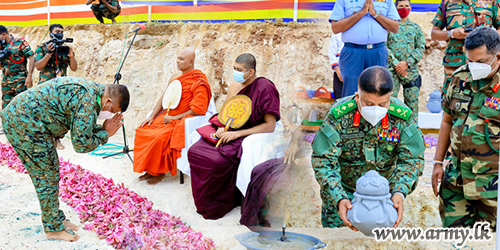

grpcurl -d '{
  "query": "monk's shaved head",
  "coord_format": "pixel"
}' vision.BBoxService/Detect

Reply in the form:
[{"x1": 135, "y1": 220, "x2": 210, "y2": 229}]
[
  {"x1": 177, "y1": 48, "x2": 195, "y2": 72},
  {"x1": 235, "y1": 53, "x2": 256, "y2": 71},
  {"x1": 179, "y1": 48, "x2": 195, "y2": 61}
]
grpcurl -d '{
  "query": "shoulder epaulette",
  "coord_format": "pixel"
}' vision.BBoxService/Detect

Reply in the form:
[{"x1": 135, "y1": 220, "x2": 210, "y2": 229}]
[
  {"x1": 452, "y1": 65, "x2": 469, "y2": 76},
  {"x1": 331, "y1": 99, "x2": 357, "y2": 119},
  {"x1": 388, "y1": 103, "x2": 411, "y2": 121}
]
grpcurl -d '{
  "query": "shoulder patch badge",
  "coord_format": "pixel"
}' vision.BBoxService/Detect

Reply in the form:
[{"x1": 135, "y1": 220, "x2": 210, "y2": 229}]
[
  {"x1": 332, "y1": 99, "x2": 357, "y2": 119},
  {"x1": 388, "y1": 103, "x2": 411, "y2": 121}
]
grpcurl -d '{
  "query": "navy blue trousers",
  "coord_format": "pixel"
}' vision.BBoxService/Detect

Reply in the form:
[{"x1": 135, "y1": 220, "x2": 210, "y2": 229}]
[{"x1": 339, "y1": 44, "x2": 388, "y2": 97}]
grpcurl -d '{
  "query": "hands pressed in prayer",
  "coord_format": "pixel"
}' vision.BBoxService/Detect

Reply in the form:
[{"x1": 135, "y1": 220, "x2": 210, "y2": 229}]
[
  {"x1": 103, "y1": 113, "x2": 123, "y2": 137},
  {"x1": 395, "y1": 61, "x2": 408, "y2": 77},
  {"x1": 391, "y1": 194, "x2": 404, "y2": 227},
  {"x1": 140, "y1": 116, "x2": 154, "y2": 127},
  {"x1": 338, "y1": 199, "x2": 358, "y2": 231},
  {"x1": 362, "y1": 0, "x2": 372, "y2": 16},
  {"x1": 365, "y1": 0, "x2": 376, "y2": 17},
  {"x1": 218, "y1": 131, "x2": 241, "y2": 144}
]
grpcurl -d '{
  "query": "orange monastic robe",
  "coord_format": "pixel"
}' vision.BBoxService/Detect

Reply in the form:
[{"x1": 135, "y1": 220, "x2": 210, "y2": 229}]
[{"x1": 133, "y1": 69, "x2": 211, "y2": 176}]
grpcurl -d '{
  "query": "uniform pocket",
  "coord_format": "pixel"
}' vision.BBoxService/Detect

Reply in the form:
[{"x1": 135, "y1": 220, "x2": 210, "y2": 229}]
[
  {"x1": 373, "y1": 1, "x2": 389, "y2": 16},
  {"x1": 346, "y1": 3, "x2": 363, "y2": 16},
  {"x1": 445, "y1": 5, "x2": 465, "y2": 29}
]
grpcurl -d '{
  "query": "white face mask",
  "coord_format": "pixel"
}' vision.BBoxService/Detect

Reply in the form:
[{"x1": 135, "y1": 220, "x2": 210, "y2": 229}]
[
  {"x1": 358, "y1": 93, "x2": 388, "y2": 127},
  {"x1": 468, "y1": 53, "x2": 498, "y2": 80},
  {"x1": 98, "y1": 101, "x2": 115, "y2": 120}
]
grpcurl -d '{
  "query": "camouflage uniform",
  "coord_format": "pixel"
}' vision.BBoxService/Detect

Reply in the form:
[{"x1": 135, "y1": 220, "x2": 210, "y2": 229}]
[
  {"x1": 0, "y1": 77, "x2": 109, "y2": 233},
  {"x1": 34, "y1": 43, "x2": 70, "y2": 84},
  {"x1": 440, "y1": 66, "x2": 500, "y2": 230},
  {"x1": 432, "y1": 0, "x2": 500, "y2": 93},
  {"x1": 387, "y1": 19, "x2": 426, "y2": 119},
  {"x1": 311, "y1": 96, "x2": 425, "y2": 227},
  {"x1": 91, "y1": 0, "x2": 121, "y2": 23},
  {"x1": 0, "y1": 36, "x2": 34, "y2": 108}
]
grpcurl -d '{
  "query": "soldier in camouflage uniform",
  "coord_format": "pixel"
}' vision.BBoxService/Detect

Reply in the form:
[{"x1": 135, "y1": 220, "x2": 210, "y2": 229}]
[
  {"x1": 86, "y1": 0, "x2": 121, "y2": 24},
  {"x1": 0, "y1": 25, "x2": 35, "y2": 109},
  {"x1": 312, "y1": 66, "x2": 425, "y2": 229},
  {"x1": 432, "y1": 27, "x2": 499, "y2": 230},
  {"x1": 387, "y1": 0, "x2": 425, "y2": 119},
  {"x1": 0, "y1": 77, "x2": 129, "y2": 241},
  {"x1": 431, "y1": 0, "x2": 500, "y2": 94},
  {"x1": 35, "y1": 24, "x2": 77, "y2": 84}
]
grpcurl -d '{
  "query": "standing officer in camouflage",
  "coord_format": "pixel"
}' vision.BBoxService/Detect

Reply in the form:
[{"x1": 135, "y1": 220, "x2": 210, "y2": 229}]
[
  {"x1": 387, "y1": 0, "x2": 425, "y2": 119},
  {"x1": 431, "y1": 0, "x2": 500, "y2": 94},
  {"x1": 86, "y1": 0, "x2": 121, "y2": 24},
  {"x1": 311, "y1": 66, "x2": 425, "y2": 229},
  {"x1": 0, "y1": 25, "x2": 35, "y2": 108},
  {"x1": 35, "y1": 24, "x2": 77, "y2": 84},
  {"x1": 432, "y1": 27, "x2": 499, "y2": 230},
  {"x1": 0, "y1": 77, "x2": 129, "y2": 241}
]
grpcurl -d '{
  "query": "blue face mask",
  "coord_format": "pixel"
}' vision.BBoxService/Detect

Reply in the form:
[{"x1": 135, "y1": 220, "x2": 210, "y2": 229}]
[{"x1": 233, "y1": 69, "x2": 249, "y2": 83}]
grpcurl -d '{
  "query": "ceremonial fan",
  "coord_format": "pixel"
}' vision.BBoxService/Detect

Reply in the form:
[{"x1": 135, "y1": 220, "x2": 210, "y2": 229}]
[
  {"x1": 215, "y1": 94, "x2": 252, "y2": 148},
  {"x1": 162, "y1": 79, "x2": 182, "y2": 115}
]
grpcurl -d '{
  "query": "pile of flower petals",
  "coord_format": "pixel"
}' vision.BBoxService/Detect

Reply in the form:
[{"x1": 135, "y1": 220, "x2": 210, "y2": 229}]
[
  {"x1": 0, "y1": 143, "x2": 27, "y2": 174},
  {"x1": 0, "y1": 143, "x2": 216, "y2": 249},
  {"x1": 424, "y1": 136, "x2": 438, "y2": 149}
]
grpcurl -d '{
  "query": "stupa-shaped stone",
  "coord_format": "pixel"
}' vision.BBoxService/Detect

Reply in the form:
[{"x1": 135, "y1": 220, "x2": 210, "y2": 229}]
[{"x1": 346, "y1": 170, "x2": 398, "y2": 236}]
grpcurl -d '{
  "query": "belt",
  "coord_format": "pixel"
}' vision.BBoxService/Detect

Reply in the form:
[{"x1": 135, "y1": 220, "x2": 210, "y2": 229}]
[{"x1": 344, "y1": 42, "x2": 385, "y2": 49}]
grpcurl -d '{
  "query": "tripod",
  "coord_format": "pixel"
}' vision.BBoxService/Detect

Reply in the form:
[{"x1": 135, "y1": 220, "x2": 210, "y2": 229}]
[{"x1": 103, "y1": 28, "x2": 141, "y2": 162}]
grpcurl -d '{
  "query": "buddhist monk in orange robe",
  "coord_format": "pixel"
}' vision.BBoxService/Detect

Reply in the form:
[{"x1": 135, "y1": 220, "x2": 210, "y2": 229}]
[{"x1": 133, "y1": 48, "x2": 212, "y2": 185}]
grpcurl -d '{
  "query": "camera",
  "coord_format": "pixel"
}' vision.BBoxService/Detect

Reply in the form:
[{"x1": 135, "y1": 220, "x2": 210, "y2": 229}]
[
  {"x1": 0, "y1": 49, "x2": 9, "y2": 59},
  {"x1": 464, "y1": 27, "x2": 474, "y2": 33},
  {"x1": 47, "y1": 37, "x2": 74, "y2": 56}
]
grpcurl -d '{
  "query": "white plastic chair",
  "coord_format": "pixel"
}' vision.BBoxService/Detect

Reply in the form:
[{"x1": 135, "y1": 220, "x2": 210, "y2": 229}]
[
  {"x1": 176, "y1": 98, "x2": 216, "y2": 183},
  {"x1": 182, "y1": 119, "x2": 286, "y2": 193}
]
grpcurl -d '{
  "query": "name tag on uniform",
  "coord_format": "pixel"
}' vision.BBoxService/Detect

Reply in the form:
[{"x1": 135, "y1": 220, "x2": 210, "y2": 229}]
[
  {"x1": 451, "y1": 92, "x2": 472, "y2": 101},
  {"x1": 341, "y1": 132, "x2": 365, "y2": 140}
]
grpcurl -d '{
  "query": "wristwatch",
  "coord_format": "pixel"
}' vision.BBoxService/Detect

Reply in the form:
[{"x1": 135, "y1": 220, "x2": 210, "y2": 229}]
[
  {"x1": 373, "y1": 11, "x2": 380, "y2": 19},
  {"x1": 447, "y1": 29, "x2": 455, "y2": 39}
]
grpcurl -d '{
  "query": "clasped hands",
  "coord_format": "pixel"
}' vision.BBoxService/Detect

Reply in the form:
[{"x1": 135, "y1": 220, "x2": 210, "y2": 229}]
[{"x1": 395, "y1": 61, "x2": 409, "y2": 77}]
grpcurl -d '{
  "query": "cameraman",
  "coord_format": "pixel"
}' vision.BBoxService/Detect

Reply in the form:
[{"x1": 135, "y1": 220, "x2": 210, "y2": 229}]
[
  {"x1": 0, "y1": 25, "x2": 35, "y2": 109},
  {"x1": 35, "y1": 24, "x2": 77, "y2": 84},
  {"x1": 34, "y1": 24, "x2": 77, "y2": 149},
  {"x1": 86, "y1": 0, "x2": 121, "y2": 24}
]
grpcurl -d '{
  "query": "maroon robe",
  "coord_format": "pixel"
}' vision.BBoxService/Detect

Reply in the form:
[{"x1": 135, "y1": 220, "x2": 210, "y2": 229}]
[
  {"x1": 188, "y1": 77, "x2": 281, "y2": 220},
  {"x1": 240, "y1": 158, "x2": 289, "y2": 228}
]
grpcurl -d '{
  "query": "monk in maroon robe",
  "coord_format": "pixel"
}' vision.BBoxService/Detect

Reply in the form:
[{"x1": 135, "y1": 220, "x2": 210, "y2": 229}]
[{"x1": 188, "y1": 53, "x2": 280, "y2": 220}]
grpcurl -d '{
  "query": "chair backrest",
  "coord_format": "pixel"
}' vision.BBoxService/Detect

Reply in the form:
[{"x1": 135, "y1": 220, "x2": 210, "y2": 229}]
[{"x1": 206, "y1": 98, "x2": 216, "y2": 116}]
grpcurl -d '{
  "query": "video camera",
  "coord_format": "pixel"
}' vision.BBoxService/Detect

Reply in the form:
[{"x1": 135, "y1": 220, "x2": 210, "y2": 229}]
[{"x1": 47, "y1": 37, "x2": 73, "y2": 56}]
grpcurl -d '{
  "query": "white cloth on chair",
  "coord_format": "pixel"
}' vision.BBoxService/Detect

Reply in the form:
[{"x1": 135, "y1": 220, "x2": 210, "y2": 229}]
[
  {"x1": 236, "y1": 120, "x2": 286, "y2": 196},
  {"x1": 176, "y1": 98, "x2": 216, "y2": 176}
]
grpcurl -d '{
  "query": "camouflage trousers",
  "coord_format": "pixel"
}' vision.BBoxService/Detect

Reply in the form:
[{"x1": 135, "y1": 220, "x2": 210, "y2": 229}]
[
  {"x1": 1, "y1": 75, "x2": 27, "y2": 109},
  {"x1": 91, "y1": 3, "x2": 121, "y2": 23},
  {"x1": 392, "y1": 80, "x2": 419, "y2": 123},
  {"x1": 442, "y1": 66, "x2": 459, "y2": 95},
  {"x1": 439, "y1": 162, "x2": 497, "y2": 231},
  {"x1": 320, "y1": 191, "x2": 354, "y2": 228},
  {"x1": 1, "y1": 109, "x2": 65, "y2": 233}
]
